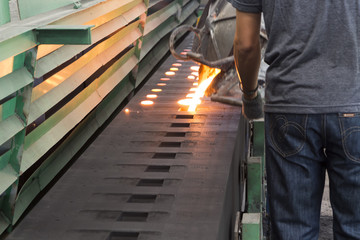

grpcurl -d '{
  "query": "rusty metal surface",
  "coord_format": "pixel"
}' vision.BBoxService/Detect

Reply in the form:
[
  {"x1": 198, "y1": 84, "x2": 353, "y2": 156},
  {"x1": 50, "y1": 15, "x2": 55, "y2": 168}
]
[{"x1": 6, "y1": 34, "x2": 242, "y2": 240}]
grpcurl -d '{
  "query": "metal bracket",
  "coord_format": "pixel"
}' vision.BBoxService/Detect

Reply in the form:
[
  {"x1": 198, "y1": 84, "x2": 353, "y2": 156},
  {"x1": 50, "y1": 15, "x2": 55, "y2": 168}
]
[
  {"x1": 234, "y1": 211, "x2": 241, "y2": 240},
  {"x1": 35, "y1": 25, "x2": 94, "y2": 45},
  {"x1": 73, "y1": 1, "x2": 81, "y2": 9},
  {"x1": 176, "y1": 4, "x2": 182, "y2": 22}
]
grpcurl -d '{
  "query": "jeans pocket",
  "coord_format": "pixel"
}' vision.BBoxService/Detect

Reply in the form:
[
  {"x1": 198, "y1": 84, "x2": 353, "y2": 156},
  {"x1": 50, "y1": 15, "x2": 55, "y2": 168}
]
[
  {"x1": 269, "y1": 114, "x2": 307, "y2": 158},
  {"x1": 339, "y1": 113, "x2": 360, "y2": 163}
]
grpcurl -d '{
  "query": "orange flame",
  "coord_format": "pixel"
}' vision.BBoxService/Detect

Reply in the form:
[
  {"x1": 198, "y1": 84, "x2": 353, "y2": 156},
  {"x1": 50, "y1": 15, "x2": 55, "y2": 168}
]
[
  {"x1": 178, "y1": 67, "x2": 221, "y2": 112},
  {"x1": 191, "y1": 72, "x2": 199, "y2": 76},
  {"x1": 190, "y1": 66, "x2": 200, "y2": 71}
]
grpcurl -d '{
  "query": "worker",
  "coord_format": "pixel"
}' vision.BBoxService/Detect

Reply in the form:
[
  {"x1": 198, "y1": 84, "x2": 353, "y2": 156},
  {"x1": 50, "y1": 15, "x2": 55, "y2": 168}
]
[{"x1": 228, "y1": 0, "x2": 360, "y2": 239}]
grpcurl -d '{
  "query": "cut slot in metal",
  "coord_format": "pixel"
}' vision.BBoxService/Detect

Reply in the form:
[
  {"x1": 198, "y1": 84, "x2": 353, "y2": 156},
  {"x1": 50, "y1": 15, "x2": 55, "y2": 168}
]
[
  {"x1": 137, "y1": 179, "x2": 164, "y2": 187},
  {"x1": 128, "y1": 194, "x2": 157, "y2": 203},
  {"x1": 159, "y1": 142, "x2": 181, "y2": 147},
  {"x1": 145, "y1": 165, "x2": 170, "y2": 172},
  {"x1": 117, "y1": 212, "x2": 149, "y2": 222},
  {"x1": 175, "y1": 115, "x2": 194, "y2": 119},
  {"x1": 152, "y1": 153, "x2": 176, "y2": 159},
  {"x1": 107, "y1": 231, "x2": 139, "y2": 240},
  {"x1": 165, "y1": 132, "x2": 186, "y2": 137},
  {"x1": 171, "y1": 123, "x2": 190, "y2": 127}
]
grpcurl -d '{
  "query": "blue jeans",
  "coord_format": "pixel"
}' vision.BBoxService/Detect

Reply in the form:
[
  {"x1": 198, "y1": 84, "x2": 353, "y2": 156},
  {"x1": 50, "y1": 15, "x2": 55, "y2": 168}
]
[{"x1": 265, "y1": 113, "x2": 360, "y2": 240}]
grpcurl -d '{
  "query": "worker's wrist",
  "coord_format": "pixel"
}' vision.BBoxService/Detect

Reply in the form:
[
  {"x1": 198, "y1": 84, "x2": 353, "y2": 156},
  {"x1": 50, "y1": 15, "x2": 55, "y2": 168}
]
[
  {"x1": 241, "y1": 85, "x2": 258, "y2": 100},
  {"x1": 243, "y1": 91, "x2": 258, "y2": 100}
]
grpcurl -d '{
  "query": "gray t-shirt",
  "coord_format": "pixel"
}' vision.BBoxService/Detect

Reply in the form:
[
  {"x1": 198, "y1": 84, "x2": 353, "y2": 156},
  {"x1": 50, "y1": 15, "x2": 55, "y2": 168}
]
[{"x1": 229, "y1": 0, "x2": 360, "y2": 113}]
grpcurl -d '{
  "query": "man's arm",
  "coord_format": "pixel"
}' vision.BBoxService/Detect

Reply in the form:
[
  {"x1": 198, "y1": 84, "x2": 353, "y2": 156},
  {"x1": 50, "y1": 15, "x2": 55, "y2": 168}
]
[{"x1": 234, "y1": 10, "x2": 261, "y2": 100}]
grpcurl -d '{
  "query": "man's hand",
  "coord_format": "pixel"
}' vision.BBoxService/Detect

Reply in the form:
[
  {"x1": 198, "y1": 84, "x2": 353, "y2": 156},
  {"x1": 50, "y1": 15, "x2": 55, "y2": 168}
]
[{"x1": 242, "y1": 91, "x2": 263, "y2": 120}]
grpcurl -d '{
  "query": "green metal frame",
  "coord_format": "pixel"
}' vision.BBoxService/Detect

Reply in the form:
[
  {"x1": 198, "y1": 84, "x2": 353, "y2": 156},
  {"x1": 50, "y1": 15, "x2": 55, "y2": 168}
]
[
  {"x1": 18, "y1": 0, "x2": 75, "y2": 19},
  {"x1": 242, "y1": 213, "x2": 262, "y2": 239},
  {"x1": 35, "y1": 25, "x2": 94, "y2": 45},
  {"x1": 247, "y1": 156, "x2": 262, "y2": 213},
  {"x1": 0, "y1": 0, "x2": 10, "y2": 26},
  {"x1": 0, "y1": 0, "x2": 199, "y2": 234},
  {"x1": 242, "y1": 119, "x2": 265, "y2": 240}
]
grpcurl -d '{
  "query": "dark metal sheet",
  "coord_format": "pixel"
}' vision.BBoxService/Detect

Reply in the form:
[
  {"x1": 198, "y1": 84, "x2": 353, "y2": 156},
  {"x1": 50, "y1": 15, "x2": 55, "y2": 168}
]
[{"x1": 7, "y1": 34, "x2": 242, "y2": 240}]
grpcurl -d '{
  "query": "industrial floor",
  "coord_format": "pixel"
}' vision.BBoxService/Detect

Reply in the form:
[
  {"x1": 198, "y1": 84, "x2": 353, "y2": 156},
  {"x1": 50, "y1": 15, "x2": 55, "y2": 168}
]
[{"x1": 6, "y1": 36, "x2": 242, "y2": 240}]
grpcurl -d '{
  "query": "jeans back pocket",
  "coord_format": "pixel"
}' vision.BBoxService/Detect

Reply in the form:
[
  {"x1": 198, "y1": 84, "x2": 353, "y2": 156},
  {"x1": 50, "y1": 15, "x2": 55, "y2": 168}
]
[
  {"x1": 339, "y1": 113, "x2": 360, "y2": 163},
  {"x1": 269, "y1": 114, "x2": 308, "y2": 158}
]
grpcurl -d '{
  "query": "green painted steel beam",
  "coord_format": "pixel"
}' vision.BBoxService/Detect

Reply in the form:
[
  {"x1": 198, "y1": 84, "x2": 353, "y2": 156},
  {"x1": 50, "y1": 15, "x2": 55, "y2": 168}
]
[
  {"x1": 22, "y1": 49, "x2": 137, "y2": 173},
  {"x1": 0, "y1": 0, "x2": 143, "y2": 62},
  {"x1": 0, "y1": 31, "x2": 37, "y2": 63},
  {"x1": 0, "y1": 150, "x2": 11, "y2": 170},
  {"x1": 1, "y1": 97, "x2": 16, "y2": 121},
  {"x1": 137, "y1": 12, "x2": 197, "y2": 86},
  {"x1": 247, "y1": 156, "x2": 262, "y2": 213},
  {"x1": 0, "y1": 115, "x2": 25, "y2": 147},
  {"x1": 144, "y1": 1, "x2": 179, "y2": 35},
  {"x1": 0, "y1": 214, "x2": 10, "y2": 237},
  {"x1": 141, "y1": 15, "x2": 177, "y2": 59},
  {"x1": 140, "y1": 0, "x2": 198, "y2": 60},
  {"x1": 0, "y1": 0, "x2": 10, "y2": 26},
  {"x1": 179, "y1": 0, "x2": 199, "y2": 23},
  {"x1": 242, "y1": 213, "x2": 262, "y2": 240},
  {"x1": 0, "y1": 68, "x2": 33, "y2": 102},
  {"x1": 35, "y1": 3, "x2": 147, "y2": 77},
  {"x1": 35, "y1": 25, "x2": 94, "y2": 45},
  {"x1": 0, "y1": 165, "x2": 17, "y2": 196},
  {"x1": 149, "y1": 0, "x2": 161, "y2": 8},
  {"x1": 0, "y1": 184, "x2": 14, "y2": 232},
  {"x1": 17, "y1": 0, "x2": 75, "y2": 19},
  {"x1": 28, "y1": 21, "x2": 141, "y2": 127},
  {"x1": 52, "y1": 0, "x2": 143, "y2": 26},
  {"x1": 253, "y1": 120, "x2": 265, "y2": 157}
]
